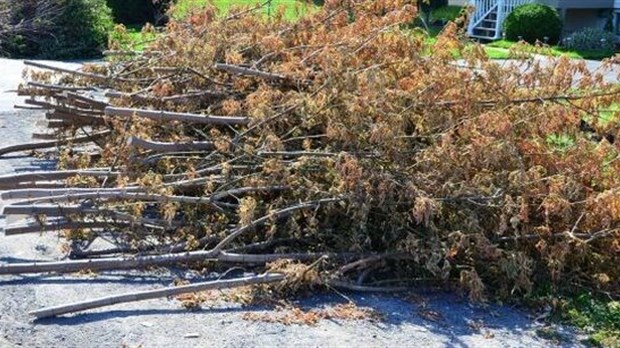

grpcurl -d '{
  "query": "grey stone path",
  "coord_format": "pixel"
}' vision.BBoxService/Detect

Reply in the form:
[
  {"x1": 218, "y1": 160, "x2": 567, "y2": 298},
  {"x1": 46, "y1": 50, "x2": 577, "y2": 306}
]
[{"x1": 0, "y1": 58, "x2": 584, "y2": 347}]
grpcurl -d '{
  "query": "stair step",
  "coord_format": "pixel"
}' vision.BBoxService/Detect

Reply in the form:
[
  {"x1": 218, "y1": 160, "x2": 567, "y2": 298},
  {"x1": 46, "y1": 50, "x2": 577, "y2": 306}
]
[
  {"x1": 474, "y1": 27, "x2": 496, "y2": 33},
  {"x1": 469, "y1": 34, "x2": 496, "y2": 41},
  {"x1": 466, "y1": 3, "x2": 508, "y2": 41},
  {"x1": 478, "y1": 22, "x2": 496, "y2": 29}
]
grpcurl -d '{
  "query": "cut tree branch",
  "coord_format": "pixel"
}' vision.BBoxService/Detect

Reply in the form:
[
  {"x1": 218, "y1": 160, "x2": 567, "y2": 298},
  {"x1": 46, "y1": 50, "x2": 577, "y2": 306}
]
[
  {"x1": 104, "y1": 107, "x2": 249, "y2": 125},
  {"x1": 127, "y1": 137, "x2": 214, "y2": 152},
  {"x1": 30, "y1": 273, "x2": 285, "y2": 319},
  {"x1": 0, "y1": 131, "x2": 111, "y2": 157}
]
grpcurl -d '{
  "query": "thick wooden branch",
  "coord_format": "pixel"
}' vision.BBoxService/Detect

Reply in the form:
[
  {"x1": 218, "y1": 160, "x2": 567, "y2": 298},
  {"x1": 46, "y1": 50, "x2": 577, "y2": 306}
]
[
  {"x1": 31, "y1": 133, "x2": 58, "y2": 140},
  {"x1": 104, "y1": 107, "x2": 249, "y2": 125},
  {"x1": 23, "y1": 60, "x2": 144, "y2": 84},
  {"x1": 46, "y1": 111, "x2": 106, "y2": 125},
  {"x1": 1, "y1": 204, "x2": 89, "y2": 216},
  {"x1": 106, "y1": 90, "x2": 228, "y2": 103},
  {"x1": 0, "y1": 249, "x2": 219, "y2": 275},
  {"x1": 214, "y1": 63, "x2": 287, "y2": 81},
  {"x1": 218, "y1": 251, "x2": 347, "y2": 263},
  {"x1": 24, "y1": 60, "x2": 100, "y2": 79},
  {"x1": 3, "y1": 186, "x2": 282, "y2": 211},
  {"x1": 0, "y1": 131, "x2": 111, "y2": 157},
  {"x1": 0, "y1": 182, "x2": 68, "y2": 190},
  {"x1": 210, "y1": 185, "x2": 288, "y2": 201},
  {"x1": 27, "y1": 81, "x2": 95, "y2": 92},
  {"x1": 0, "y1": 169, "x2": 118, "y2": 185},
  {"x1": 25, "y1": 99, "x2": 104, "y2": 116},
  {"x1": 2, "y1": 220, "x2": 128, "y2": 236},
  {"x1": 4, "y1": 191, "x2": 218, "y2": 206},
  {"x1": 29, "y1": 273, "x2": 285, "y2": 319},
  {"x1": 14, "y1": 105, "x2": 46, "y2": 110},
  {"x1": 69, "y1": 244, "x2": 160, "y2": 259},
  {"x1": 66, "y1": 92, "x2": 108, "y2": 110},
  {"x1": 1, "y1": 187, "x2": 142, "y2": 200},
  {"x1": 127, "y1": 137, "x2": 214, "y2": 152},
  {"x1": 0, "y1": 248, "x2": 347, "y2": 275}
]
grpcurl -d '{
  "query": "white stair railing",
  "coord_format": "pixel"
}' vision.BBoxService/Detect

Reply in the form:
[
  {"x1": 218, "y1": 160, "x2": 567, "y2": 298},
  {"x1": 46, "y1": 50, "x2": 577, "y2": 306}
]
[
  {"x1": 467, "y1": 0, "x2": 533, "y2": 39},
  {"x1": 467, "y1": 0, "x2": 497, "y2": 36},
  {"x1": 499, "y1": 0, "x2": 533, "y2": 27}
]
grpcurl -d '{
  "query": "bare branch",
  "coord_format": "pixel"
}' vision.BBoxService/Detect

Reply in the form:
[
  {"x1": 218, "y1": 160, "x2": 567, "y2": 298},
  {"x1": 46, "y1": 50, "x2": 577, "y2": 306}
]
[
  {"x1": 30, "y1": 273, "x2": 285, "y2": 319},
  {"x1": 0, "y1": 131, "x2": 111, "y2": 157},
  {"x1": 104, "y1": 107, "x2": 249, "y2": 125}
]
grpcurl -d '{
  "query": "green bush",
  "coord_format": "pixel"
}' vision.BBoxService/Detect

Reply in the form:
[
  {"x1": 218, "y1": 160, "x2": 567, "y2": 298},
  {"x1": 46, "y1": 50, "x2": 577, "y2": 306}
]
[
  {"x1": 431, "y1": 5, "x2": 464, "y2": 24},
  {"x1": 0, "y1": 0, "x2": 114, "y2": 59},
  {"x1": 106, "y1": 0, "x2": 155, "y2": 25},
  {"x1": 0, "y1": 0, "x2": 57, "y2": 57},
  {"x1": 38, "y1": 0, "x2": 114, "y2": 59},
  {"x1": 503, "y1": 3, "x2": 562, "y2": 44}
]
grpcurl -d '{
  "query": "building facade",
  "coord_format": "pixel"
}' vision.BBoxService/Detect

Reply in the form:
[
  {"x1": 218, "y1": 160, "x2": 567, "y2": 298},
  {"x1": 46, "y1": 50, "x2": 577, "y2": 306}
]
[{"x1": 457, "y1": 0, "x2": 619, "y2": 40}]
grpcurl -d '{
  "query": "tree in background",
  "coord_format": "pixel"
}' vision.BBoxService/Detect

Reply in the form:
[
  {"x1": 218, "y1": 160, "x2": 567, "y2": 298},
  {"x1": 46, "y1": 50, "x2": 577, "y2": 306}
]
[
  {"x1": 0, "y1": 0, "x2": 63, "y2": 57},
  {"x1": 0, "y1": 0, "x2": 113, "y2": 59},
  {"x1": 106, "y1": 0, "x2": 155, "y2": 25},
  {"x1": 105, "y1": 0, "x2": 174, "y2": 26},
  {"x1": 418, "y1": 0, "x2": 447, "y2": 26}
]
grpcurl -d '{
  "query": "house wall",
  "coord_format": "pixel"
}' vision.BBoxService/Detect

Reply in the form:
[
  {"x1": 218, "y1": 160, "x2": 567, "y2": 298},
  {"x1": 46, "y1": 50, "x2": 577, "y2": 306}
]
[
  {"x1": 539, "y1": 0, "x2": 614, "y2": 8},
  {"x1": 562, "y1": 9, "x2": 610, "y2": 33}
]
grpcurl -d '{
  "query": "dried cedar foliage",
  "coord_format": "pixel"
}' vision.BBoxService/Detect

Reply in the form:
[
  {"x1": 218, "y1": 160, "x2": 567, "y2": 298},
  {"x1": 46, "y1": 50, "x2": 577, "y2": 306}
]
[{"x1": 8, "y1": 0, "x2": 620, "y2": 301}]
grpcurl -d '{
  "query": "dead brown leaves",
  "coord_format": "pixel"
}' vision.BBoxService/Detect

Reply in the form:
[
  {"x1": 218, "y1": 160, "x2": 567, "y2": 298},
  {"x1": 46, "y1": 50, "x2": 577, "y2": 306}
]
[
  {"x1": 242, "y1": 303, "x2": 381, "y2": 326},
  {"x1": 22, "y1": 0, "x2": 620, "y2": 301}
]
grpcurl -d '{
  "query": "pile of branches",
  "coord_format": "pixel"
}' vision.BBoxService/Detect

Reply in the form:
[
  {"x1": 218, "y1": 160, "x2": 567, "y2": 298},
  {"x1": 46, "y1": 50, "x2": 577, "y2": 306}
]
[{"x1": 3, "y1": 0, "x2": 620, "y2": 318}]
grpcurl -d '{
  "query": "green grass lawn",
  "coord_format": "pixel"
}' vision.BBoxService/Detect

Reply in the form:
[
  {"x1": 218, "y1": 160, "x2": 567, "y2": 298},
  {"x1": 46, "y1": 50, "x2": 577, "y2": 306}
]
[
  {"x1": 487, "y1": 39, "x2": 616, "y2": 60},
  {"x1": 425, "y1": 33, "x2": 617, "y2": 60},
  {"x1": 173, "y1": 0, "x2": 320, "y2": 20},
  {"x1": 483, "y1": 46, "x2": 512, "y2": 59},
  {"x1": 108, "y1": 24, "x2": 158, "y2": 51},
  {"x1": 108, "y1": 0, "x2": 318, "y2": 52}
]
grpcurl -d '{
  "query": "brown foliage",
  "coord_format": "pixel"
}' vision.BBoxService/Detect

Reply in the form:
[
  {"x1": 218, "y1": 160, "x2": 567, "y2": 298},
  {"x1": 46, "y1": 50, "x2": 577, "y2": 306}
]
[
  {"x1": 14, "y1": 0, "x2": 620, "y2": 300},
  {"x1": 242, "y1": 303, "x2": 380, "y2": 326}
]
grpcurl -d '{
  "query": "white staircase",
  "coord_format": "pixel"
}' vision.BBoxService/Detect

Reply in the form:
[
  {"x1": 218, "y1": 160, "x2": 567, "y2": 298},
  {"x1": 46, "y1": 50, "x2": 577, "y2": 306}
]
[{"x1": 467, "y1": 0, "x2": 533, "y2": 40}]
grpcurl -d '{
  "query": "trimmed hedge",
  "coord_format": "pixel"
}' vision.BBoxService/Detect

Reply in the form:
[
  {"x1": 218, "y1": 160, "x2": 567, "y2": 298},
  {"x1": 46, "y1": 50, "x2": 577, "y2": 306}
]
[{"x1": 504, "y1": 3, "x2": 562, "y2": 44}]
